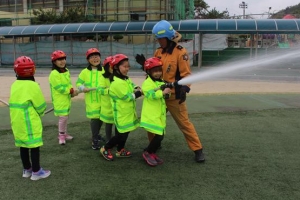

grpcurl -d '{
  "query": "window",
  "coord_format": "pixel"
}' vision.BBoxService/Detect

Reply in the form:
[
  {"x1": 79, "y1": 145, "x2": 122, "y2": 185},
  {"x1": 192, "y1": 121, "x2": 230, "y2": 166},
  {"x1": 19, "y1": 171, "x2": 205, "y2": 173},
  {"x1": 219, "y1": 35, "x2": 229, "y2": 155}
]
[
  {"x1": 130, "y1": 11, "x2": 146, "y2": 21},
  {"x1": 0, "y1": 19, "x2": 12, "y2": 26}
]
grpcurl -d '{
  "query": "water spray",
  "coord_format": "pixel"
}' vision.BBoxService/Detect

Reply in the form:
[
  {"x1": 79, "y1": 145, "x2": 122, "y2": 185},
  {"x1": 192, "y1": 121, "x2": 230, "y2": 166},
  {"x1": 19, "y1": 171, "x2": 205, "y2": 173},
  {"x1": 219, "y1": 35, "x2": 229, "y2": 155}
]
[{"x1": 175, "y1": 49, "x2": 300, "y2": 86}]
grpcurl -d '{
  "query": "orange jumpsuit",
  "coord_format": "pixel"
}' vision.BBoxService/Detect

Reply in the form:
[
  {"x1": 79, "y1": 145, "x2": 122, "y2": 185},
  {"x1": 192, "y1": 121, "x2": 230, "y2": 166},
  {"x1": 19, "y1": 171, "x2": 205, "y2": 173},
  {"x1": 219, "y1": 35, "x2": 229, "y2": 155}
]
[{"x1": 153, "y1": 43, "x2": 203, "y2": 151}]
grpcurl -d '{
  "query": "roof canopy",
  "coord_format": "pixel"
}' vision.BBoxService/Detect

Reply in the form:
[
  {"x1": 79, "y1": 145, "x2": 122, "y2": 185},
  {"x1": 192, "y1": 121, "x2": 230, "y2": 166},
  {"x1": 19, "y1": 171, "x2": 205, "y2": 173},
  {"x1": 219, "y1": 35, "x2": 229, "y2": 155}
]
[{"x1": 1, "y1": 19, "x2": 300, "y2": 37}]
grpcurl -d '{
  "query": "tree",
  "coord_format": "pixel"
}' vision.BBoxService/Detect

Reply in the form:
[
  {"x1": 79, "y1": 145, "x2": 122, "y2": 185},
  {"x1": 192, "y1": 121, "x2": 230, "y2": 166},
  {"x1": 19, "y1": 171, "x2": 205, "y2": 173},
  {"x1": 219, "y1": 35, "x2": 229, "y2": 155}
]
[
  {"x1": 31, "y1": 8, "x2": 58, "y2": 24},
  {"x1": 31, "y1": 6, "x2": 95, "y2": 25},
  {"x1": 194, "y1": 0, "x2": 230, "y2": 19}
]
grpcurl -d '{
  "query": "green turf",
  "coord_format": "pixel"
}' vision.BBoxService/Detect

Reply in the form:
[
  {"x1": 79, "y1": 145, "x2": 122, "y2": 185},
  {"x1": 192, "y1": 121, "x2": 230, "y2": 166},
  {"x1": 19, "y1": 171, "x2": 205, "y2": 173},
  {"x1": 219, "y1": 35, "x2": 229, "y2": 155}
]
[{"x1": 1, "y1": 108, "x2": 300, "y2": 200}]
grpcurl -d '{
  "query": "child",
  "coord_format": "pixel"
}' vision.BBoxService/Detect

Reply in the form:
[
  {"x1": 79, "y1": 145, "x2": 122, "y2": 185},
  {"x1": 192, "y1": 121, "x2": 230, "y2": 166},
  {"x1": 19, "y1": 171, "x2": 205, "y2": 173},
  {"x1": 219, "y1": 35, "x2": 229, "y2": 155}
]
[
  {"x1": 49, "y1": 50, "x2": 78, "y2": 145},
  {"x1": 140, "y1": 57, "x2": 171, "y2": 166},
  {"x1": 9, "y1": 56, "x2": 51, "y2": 180},
  {"x1": 76, "y1": 48, "x2": 104, "y2": 150},
  {"x1": 100, "y1": 54, "x2": 142, "y2": 161},
  {"x1": 98, "y1": 56, "x2": 114, "y2": 141}
]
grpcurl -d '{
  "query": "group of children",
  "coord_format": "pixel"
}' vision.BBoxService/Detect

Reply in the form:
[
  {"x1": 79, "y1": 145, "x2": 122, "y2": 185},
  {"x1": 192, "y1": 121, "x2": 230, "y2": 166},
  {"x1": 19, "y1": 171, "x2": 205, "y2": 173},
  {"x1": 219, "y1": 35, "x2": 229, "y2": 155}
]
[{"x1": 9, "y1": 48, "x2": 171, "y2": 181}]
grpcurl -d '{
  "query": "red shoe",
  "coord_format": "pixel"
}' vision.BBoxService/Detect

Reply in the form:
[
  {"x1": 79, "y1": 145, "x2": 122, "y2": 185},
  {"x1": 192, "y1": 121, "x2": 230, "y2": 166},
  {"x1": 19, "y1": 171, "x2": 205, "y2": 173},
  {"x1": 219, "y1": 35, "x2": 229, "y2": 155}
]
[
  {"x1": 151, "y1": 153, "x2": 163, "y2": 165},
  {"x1": 116, "y1": 148, "x2": 132, "y2": 157},
  {"x1": 100, "y1": 146, "x2": 113, "y2": 161},
  {"x1": 143, "y1": 151, "x2": 157, "y2": 166}
]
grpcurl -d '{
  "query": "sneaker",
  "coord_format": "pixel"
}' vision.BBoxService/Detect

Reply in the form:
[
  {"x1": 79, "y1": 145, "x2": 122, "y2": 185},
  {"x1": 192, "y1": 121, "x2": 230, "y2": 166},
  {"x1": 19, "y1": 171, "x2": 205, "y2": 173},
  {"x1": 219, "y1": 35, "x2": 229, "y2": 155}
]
[
  {"x1": 194, "y1": 149, "x2": 205, "y2": 163},
  {"x1": 143, "y1": 152, "x2": 157, "y2": 166},
  {"x1": 65, "y1": 134, "x2": 73, "y2": 140},
  {"x1": 98, "y1": 135, "x2": 106, "y2": 143},
  {"x1": 92, "y1": 142, "x2": 100, "y2": 150},
  {"x1": 58, "y1": 134, "x2": 66, "y2": 145},
  {"x1": 100, "y1": 146, "x2": 114, "y2": 161},
  {"x1": 116, "y1": 148, "x2": 132, "y2": 158},
  {"x1": 22, "y1": 168, "x2": 32, "y2": 178},
  {"x1": 151, "y1": 153, "x2": 163, "y2": 165},
  {"x1": 30, "y1": 168, "x2": 51, "y2": 181}
]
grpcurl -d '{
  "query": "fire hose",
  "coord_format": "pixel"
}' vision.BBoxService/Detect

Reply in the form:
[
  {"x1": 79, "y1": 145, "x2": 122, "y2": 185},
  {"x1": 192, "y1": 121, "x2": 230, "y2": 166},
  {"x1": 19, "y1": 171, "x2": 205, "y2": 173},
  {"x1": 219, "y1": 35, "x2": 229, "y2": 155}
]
[{"x1": 0, "y1": 87, "x2": 96, "y2": 115}]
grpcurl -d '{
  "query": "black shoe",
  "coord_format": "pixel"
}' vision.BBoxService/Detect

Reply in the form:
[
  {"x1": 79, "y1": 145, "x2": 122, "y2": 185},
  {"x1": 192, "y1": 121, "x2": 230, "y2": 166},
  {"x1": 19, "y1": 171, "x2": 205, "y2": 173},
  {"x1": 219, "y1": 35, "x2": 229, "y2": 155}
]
[
  {"x1": 98, "y1": 135, "x2": 106, "y2": 143},
  {"x1": 92, "y1": 142, "x2": 100, "y2": 150},
  {"x1": 194, "y1": 149, "x2": 205, "y2": 163}
]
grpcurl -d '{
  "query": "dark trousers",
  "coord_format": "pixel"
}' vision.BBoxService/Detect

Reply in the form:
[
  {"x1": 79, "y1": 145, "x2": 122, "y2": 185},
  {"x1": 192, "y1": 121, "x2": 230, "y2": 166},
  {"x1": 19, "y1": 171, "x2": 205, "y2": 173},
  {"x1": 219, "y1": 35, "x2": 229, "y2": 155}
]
[
  {"x1": 105, "y1": 127, "x2": 129, "y2": 151},
  {"x1": 20, "y1": 147, "x2": 40, "y2": 172},
  {"x1": 146, "y1": 134, "x2": 164, "y2": 154},
  {"x1": 90, "y1": 118, "x2": 103, "y2": 144},
  {"x1": 105, "y1": 123, "x2": 114, "y2": 141}
]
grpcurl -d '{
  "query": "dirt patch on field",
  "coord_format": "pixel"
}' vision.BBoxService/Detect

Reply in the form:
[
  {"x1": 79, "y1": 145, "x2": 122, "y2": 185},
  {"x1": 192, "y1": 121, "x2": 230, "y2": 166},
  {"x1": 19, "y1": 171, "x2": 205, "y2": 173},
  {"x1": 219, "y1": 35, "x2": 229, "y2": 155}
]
[{"x1": 1, "y1": 75, "x2": 299, "y2": 106}]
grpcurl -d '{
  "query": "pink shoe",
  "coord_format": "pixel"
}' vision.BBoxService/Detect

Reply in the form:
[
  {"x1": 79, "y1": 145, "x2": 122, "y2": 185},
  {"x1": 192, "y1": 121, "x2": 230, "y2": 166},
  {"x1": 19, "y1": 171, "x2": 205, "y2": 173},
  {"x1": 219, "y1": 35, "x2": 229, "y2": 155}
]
[
  {"x1": 58, "y1": 134, "x2": 66, "y2": 145},
  {"x1": 65, "y1": 134, "x2": 73, "y2": 140},
  {"x1": 151, "y1": 153, "x2": 163, "y2": 165}
]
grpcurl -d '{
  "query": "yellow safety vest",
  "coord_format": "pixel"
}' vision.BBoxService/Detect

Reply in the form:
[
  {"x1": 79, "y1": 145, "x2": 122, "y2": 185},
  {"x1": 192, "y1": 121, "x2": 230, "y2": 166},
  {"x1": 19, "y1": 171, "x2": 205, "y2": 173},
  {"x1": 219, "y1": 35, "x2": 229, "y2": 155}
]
[
  {"x1": 109, "y1": 76, "x2": 139, "y2": 133},
  {"x1": 98, "y1": 75, "x2": 114, "y2": 124},
  {"x1": 140, "y1": 77, "x2": 166, "y2": 135},
  {"x1": 9, "y1": 80, "x2": 47, "y2": 148},
  {"x1": 76, "y1": 68, "x2": 104, "y2": 118},
  {"x1": 49, "y1": 69, "x2": 73, "y2": 116}
]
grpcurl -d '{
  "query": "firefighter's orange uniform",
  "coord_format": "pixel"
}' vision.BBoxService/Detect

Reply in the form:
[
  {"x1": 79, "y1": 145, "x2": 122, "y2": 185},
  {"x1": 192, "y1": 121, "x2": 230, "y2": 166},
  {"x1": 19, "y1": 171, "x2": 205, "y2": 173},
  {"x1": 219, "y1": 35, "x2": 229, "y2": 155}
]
[{"x1": 153, "y1": 43, "x2": 203, "y2": 151}]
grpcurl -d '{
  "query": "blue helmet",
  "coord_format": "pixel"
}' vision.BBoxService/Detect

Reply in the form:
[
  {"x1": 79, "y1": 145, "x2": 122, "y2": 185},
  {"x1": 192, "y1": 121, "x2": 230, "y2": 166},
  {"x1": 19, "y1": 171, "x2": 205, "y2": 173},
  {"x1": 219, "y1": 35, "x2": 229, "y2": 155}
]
[{"x1": 152, "y1": 20, "x2": 176, "y2": 40}]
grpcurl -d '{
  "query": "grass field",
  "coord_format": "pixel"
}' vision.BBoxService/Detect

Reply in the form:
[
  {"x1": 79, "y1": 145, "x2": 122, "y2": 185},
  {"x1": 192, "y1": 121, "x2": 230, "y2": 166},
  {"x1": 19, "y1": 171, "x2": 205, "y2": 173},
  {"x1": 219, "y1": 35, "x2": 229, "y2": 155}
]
[{"x1": 1, "y1": 106, "x2": 300, "y2": 200}]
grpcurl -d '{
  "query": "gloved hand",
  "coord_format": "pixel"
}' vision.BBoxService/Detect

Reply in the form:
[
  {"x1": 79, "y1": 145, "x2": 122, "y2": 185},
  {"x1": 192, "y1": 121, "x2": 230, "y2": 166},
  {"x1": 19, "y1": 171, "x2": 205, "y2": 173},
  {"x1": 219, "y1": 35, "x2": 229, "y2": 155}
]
[
  {"x1": 173, "y1": 80, "x2": 179, "y2": 88},
  {"x1": 134, "y1": 90, "x2": 142, "y2": 99},
  {"x1": 179, "y1": 86, "x2": 190, "y2": 104},
  {"x1": 78, "y1": 85, "x2": 85, "y2": 93},
  {"x1": 71, "y1": 89, "x2": 79, "y2": 97},
  {"x1": 134, "y1": 86, "x2": 141, "y2": 92},
  {"x1": 163, "y1": 88, "x2": 171, "y2": 99},
  {"x1": 160, "y1": 84, "x2": 166, "y2": 91},
  {"x1": 135, "y1": 54, "x2": 146, "y2": 70},
  {"x1": 160, "y1": 82, "x2": 174, "y2": 90}
]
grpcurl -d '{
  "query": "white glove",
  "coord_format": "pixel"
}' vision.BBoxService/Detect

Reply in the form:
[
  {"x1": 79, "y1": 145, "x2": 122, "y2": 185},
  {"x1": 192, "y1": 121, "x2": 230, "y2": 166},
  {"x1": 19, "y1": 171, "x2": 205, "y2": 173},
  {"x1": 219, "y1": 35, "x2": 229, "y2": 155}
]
[{"x1": 78, "y1": 85, "x2": 85, "y2": 93}]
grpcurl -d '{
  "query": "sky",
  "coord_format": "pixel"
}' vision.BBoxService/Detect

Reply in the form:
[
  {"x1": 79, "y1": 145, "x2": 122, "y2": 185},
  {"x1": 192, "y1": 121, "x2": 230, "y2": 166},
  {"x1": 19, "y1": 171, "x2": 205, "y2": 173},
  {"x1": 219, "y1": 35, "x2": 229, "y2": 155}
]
[{"x1": 205, "y1": 0, "x2": 300, "y2": 18}]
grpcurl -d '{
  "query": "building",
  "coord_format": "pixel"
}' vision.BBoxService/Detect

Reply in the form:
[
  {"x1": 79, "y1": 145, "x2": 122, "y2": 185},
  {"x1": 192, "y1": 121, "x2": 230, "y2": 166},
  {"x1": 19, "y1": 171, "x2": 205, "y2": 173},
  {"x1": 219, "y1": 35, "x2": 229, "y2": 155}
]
[{"x1": 0, "y1": 0, "x2": 194, "y2": 24}]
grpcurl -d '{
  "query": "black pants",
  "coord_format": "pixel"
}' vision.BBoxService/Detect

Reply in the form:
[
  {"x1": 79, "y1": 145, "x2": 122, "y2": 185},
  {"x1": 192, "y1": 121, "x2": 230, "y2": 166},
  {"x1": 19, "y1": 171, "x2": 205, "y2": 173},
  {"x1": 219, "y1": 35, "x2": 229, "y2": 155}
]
[
  {"x1": 90, "y1": 118, "x2": 103, "y2": 144},
  {"x1": 20, "y1": 147, "x2": 40, "y2": 172},
  {"x1": 146, "y1": 134, "x2": 164, "y2": 154},
  {"x1": 105, "y1": 123, "x2": 114, "y2": 141},
  {"x1": 105, "y1": 127, "x2": 129, "y2": 151}
]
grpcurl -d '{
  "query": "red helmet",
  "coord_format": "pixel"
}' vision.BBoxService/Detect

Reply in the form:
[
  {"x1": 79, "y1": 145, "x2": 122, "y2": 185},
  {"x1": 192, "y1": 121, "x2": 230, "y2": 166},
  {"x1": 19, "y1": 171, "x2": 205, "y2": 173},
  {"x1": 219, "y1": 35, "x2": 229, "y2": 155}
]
[
  {"x1": 111, "y1": 54, "x2": 128, "y2": 67},
  {"x1": 86, "y1": 48, "x2": 101, "y2": 59},
  {"x1": 14, "y1": 56, "x2": 35, "y2": 77},
  {"x1": 51, "y1": 50, "x2": 66, "y2": 61},
  {"x1": 103, "y1": 56, "x2": 113, "y2": 67},
  {"x1": 144, "y1": 57, "x2": 163, "y2": 71}
]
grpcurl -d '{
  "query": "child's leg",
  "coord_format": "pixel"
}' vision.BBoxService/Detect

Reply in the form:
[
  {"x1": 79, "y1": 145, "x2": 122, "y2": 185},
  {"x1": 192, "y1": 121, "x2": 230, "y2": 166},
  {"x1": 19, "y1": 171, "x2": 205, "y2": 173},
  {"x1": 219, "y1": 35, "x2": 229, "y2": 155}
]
[
  {"x1": 104, "y1": 126, "x2": 119, "y2": 149},
  {"x1": 144, "y1": 133, "x2": 164, "y2": 165},
  {"x1": 30, "y1": 147, "x2": 51, "y2": 181},
  {"x1": 58, "y1": 116, "x2": 68, "y2": 134},
  {"x1": 147, "y1": 134, "x2": 164, "y2": 153},
  {"x1": 90, "y1": 119, "x2": 103, "y2": 148},
  {"x1": 20, "y1": 147, "x2": 31, "y2": 170},
  {"x1": 30, "y1": 147, "x2": 40, "y2": 172},
  {"x1": 58, "y1": 116, "x2": 68, "y2": 144},
  {"x1": 116, "y1": 131, "x2": 129, "y2": 152},
  {"x1": 105, "y1": 123, "x2": 113, "y2": 141},
  {"x1": 104, "y1": 127, "x2": 128, "y2": 150},
  {"x1": 147, "y1": 132, "x2": 155, "y2": 142}
]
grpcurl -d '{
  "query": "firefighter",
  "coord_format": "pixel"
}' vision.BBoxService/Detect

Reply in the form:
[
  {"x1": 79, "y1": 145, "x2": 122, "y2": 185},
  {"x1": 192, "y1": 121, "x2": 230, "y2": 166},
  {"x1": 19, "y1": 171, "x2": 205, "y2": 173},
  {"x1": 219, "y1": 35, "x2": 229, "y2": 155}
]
[{"x1": 136, "y1": 20, "x2": 205, "y2": 163}]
